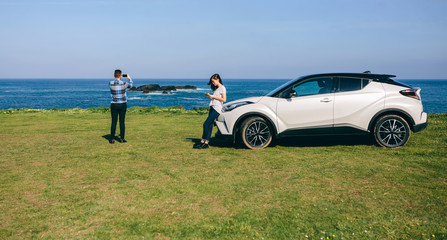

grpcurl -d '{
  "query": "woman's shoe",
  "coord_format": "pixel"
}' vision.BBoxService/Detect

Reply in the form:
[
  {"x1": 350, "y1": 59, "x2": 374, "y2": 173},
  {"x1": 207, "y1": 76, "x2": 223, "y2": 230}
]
[
  {"x1": 120, "y1": 139, "x2": 127, "y2": 143},
  {"x1": 193, "y1": 141, "x2": 205, "y2": 149},
  {"x1": 198, "y1": 143, "x2": 209, "y2": 149},
  {"x1": 109, "y1": 139, "x2": 115, "y2": 144}
]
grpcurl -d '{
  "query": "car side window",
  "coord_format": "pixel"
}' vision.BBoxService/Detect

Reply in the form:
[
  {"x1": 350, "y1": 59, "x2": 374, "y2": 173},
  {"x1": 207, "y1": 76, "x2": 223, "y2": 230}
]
[
  {"x1": 336, "y1": 77, "x2": 370, "y2": 92},
  {"x1": 289, "y1": 77, "x2": 333, "y2": 97}
]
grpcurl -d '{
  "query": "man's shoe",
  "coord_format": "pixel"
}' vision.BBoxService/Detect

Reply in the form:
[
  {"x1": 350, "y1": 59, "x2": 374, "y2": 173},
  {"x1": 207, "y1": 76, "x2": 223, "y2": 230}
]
[
  {"x1": 120, "y1": 139, "x2": 127, "y2": 143},
  {"x1": 109, "y1": 139, "x2": 115, "y2": 144}
]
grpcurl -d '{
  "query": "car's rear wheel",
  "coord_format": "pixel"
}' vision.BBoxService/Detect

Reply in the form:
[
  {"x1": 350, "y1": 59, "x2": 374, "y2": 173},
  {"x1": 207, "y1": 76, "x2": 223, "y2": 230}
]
[
  {"x1": 240, "y1": 117, "x2": 273, "y2": 149},
  {"x1": 373, "y1": 115, "x2": 410, "y2": 148}
]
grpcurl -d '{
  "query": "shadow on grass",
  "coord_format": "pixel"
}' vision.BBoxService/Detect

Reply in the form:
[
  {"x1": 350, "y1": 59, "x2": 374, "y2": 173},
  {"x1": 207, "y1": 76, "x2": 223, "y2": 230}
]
[
  {"x1": 186, "y1": 136, "x2": 236, "y2": 149},
  {"x1": 102, "y1": 134, "x2": 121, "y2": 142},
  {"x1": 187, "y1": 135, "x2": 374, "y2": 149},
  {"x1": 274, "y1": 135, "x2": 374, "y2": 148}
]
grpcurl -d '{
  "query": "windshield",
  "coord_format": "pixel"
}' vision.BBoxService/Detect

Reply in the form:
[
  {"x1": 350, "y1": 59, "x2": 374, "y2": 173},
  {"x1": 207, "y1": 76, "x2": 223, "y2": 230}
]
[{"x1": 265, "y1": 77, "x2": 298, "y2": 97}]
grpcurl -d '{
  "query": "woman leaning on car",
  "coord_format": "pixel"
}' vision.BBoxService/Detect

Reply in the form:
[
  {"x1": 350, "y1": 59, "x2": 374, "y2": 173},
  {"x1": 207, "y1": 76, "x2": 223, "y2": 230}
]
[{"x1": 194, "y1": 73, "x2": 227, "y2": 149}]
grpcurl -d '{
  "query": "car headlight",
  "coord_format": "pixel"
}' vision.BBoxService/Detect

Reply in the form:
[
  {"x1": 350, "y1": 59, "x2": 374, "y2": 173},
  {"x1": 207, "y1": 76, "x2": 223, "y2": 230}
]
[{"x1": 222, "y1": 101, "x2": 253, "y2": 112}]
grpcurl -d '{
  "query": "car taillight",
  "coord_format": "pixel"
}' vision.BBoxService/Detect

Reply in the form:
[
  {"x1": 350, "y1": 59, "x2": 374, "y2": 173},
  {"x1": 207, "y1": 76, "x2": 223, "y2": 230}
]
[{"x1": 400, "y1": 88, "x2": 420, "y2": 100}]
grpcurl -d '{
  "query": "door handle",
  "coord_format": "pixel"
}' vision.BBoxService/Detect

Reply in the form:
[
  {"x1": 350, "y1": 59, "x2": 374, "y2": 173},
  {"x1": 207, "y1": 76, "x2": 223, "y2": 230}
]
[{"x1": 320, "y1": 98, "x2": 332, "y2": 103}]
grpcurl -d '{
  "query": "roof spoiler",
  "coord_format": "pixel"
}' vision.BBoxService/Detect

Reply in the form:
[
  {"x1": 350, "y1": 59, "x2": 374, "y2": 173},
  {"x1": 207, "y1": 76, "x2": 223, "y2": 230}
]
[{"x1": 363, "y1": 71, "x2": 396, "y2": 79}]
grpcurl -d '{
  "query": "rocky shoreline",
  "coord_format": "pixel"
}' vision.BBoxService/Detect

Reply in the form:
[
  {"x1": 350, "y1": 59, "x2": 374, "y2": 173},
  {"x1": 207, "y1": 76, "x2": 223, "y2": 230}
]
[{"x1": 129, "y1": 84, "x2": 197, "y2": 94}]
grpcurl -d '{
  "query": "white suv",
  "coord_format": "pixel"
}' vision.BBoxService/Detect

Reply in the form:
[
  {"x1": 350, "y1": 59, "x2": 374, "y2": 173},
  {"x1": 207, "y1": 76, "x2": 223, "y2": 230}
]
[{"x1": 216, "y1": 73, "x2": 428, "y2": 149}]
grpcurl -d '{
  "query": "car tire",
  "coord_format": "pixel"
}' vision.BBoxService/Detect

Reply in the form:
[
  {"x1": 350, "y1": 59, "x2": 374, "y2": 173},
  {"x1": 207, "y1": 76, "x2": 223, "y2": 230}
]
[
  {"x1": 373, "y1": 115, "x2": 410, "y2": 148},
  {"x1": 240, "y1": 116, "x2": 273, "y2": 149}
]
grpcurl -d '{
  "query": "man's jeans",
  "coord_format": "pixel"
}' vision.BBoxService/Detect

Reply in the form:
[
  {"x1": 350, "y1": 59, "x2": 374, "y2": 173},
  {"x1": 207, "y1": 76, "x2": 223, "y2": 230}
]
[
  {"x1": 202, "y1": 107, "x2": 220, "y2": 142},
  {"x1": 110, "y1": 103, "x2": 127, "y2": 139}
]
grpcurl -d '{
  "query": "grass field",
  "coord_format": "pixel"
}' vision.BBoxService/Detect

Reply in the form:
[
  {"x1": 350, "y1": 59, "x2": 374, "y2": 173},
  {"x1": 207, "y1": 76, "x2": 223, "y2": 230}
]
[{"x1": 1, "y1": 108, "x2": 446, "y2": 239}]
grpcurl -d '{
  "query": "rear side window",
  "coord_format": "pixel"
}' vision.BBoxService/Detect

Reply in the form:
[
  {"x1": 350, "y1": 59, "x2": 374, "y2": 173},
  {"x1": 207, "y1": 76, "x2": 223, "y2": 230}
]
[{"x1": 336, "y1": 77, "x2": 370, "y2": 92}]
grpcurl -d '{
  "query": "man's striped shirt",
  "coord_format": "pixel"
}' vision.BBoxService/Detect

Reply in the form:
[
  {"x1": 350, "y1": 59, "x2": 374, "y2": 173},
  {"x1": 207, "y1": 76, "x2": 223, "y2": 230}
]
[{"x1": 110, "y1": 78, "x2": 133, "y2": 104}]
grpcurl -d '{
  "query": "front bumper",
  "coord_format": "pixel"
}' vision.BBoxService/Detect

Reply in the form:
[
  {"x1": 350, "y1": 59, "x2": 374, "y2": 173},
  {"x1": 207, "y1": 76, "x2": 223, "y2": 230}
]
[{"x1": 215, "y1": 115, "x2": 231, "y2": 135}]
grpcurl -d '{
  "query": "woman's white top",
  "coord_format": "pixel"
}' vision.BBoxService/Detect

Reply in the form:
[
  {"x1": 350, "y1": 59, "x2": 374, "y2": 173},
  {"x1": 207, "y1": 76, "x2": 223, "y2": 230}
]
[{"x1": 209, "y1": 85, "x2": 226, "y2": 114}]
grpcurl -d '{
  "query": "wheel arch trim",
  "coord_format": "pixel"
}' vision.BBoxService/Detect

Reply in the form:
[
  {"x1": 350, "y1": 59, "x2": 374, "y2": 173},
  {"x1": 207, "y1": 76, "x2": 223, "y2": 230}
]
[
  {"x1": 368, "y1": 108, "x2": 416, "y2": 132},
  {"x1": 232, "y1": 112, "x2": 278, "y2": 142}
]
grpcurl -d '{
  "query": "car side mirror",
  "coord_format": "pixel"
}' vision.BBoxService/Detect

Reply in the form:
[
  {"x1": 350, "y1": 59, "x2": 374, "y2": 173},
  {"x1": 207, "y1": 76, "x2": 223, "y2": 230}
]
[{"x1": 285, "y1": 90, "x2": 297, "y2": 98}]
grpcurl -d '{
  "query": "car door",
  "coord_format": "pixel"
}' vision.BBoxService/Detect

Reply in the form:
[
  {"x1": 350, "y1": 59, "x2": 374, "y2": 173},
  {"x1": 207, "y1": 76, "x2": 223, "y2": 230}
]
[
  {"x1": 275, "y1": 77, "x2": 334, "y2": 135},
  {"x1": 333, "y1": 77, "x2": 385, "y2": 132}
]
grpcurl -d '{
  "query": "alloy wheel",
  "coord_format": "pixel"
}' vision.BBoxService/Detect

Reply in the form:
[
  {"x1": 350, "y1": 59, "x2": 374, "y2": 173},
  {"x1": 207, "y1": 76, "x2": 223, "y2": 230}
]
[
  {"x1": 375, "y1": 115, "x2": 410, "y2": 148},
  {"x1": 244, "y1": 120, "x2": 272, "y2": 148}
]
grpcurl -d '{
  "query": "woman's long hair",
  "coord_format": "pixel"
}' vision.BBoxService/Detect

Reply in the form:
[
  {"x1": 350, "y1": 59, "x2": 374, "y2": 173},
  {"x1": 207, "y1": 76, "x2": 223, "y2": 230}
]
[{"x1": 208, "y1": 73, "x2": 223, "y2": 91}]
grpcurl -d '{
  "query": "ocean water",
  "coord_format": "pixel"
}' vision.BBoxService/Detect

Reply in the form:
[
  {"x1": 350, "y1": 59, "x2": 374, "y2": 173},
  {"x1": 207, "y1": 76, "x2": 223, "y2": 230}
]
[{"x1": 0, "y1": 78, "x2": 446, "y2": 113}]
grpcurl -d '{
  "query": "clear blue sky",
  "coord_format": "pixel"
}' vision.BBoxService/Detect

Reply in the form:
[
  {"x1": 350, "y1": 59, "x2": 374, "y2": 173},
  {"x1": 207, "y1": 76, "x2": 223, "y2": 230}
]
[{"x1": 1, "y1": 0, "x2": 446, "y2": 79}]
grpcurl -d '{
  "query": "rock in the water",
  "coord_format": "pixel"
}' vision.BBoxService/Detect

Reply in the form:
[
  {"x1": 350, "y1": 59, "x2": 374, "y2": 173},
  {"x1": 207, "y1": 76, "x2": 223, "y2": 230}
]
[
  {"x1": 130, "y1": 84, "x2": 197, "y2": 93},
  {"x1": 137, "y1": 84, "x2": 161, "y2": 92},
  {"x1": 176, "y1": 85, "x2": 197, "y2": 90},
  {"x1": 160, "y1": 85, "x2": 176, "y2": 91}
]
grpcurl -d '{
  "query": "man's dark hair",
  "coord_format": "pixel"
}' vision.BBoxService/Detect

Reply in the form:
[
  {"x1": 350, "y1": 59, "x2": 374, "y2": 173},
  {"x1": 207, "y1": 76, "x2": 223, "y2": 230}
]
[{"x1": 114, "y1": 69, "x2": 122, "y2": 78}]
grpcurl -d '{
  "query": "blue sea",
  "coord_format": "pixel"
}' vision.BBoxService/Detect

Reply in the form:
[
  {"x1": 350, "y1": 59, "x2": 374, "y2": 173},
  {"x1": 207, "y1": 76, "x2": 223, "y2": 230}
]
[{"x1": 0, "y1": 78, "x2": 446, "y2": 113}]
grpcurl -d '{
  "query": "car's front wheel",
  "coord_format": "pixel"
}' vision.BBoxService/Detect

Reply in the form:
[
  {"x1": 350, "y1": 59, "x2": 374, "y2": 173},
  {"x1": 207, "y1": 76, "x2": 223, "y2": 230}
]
[
  {"x1": 373, "y1": 115, "x2": 410, "y2": 148},
  {"x1": 240, "y1": 117, "x2": 273, "y2": 149}
]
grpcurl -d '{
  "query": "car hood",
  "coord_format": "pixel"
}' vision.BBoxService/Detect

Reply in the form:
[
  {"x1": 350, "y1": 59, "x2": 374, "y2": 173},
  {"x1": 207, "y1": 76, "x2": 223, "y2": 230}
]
[{"x1": 224, "y1": 96, "x2": 264, "y2": 106}]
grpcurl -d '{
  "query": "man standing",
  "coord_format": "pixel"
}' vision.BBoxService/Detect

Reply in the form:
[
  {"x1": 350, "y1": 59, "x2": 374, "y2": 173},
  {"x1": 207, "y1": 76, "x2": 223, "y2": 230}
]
[{"x1": 109, "y1": 69, "x2": 133, "y2": 144}]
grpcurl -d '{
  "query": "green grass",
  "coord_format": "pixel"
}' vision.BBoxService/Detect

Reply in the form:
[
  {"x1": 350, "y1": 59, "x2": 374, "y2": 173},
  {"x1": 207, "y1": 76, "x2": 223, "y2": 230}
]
[{"x1": 1, "y1": 108, "x2": 446, "y2": 239}]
